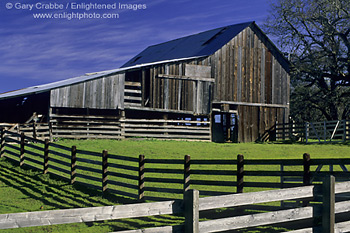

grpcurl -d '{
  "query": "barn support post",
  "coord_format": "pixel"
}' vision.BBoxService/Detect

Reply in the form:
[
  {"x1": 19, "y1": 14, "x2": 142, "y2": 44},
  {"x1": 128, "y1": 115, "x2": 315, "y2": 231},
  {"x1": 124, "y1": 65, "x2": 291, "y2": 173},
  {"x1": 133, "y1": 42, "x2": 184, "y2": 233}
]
[
  {"x1": 19, "y1": 132, "x2": 25, "y2": 167},
  {"x1": 237, "y1": 154, "x2": 244, "y2": 193},
  {"x1": 184, "y1": 189, "x2": 199, "y2": 233},
  {"x1": 71, "y1": 146, "x2": 77, "y2": 185},
  {"x1": 184, "y1": 155, "x2": 191, "y2": 196},
  {"x1": 43, "y1": 139, "x2": 49, "y2": 174},
  {"x1": 303, "y1": 153, "x2": 311, "y2": 206},
  {"x1": 138, "y1": 154, "x2": 145, "y2": 201},
  {"x1": 102, "y1": 150, "x2": 108, "y2": 194},
  {"x1": 0, "y1": 129, "x2": 5, "y2": 158},
  {"x1": 322, "y1": 175, "x2": 335, "y2": 233}
]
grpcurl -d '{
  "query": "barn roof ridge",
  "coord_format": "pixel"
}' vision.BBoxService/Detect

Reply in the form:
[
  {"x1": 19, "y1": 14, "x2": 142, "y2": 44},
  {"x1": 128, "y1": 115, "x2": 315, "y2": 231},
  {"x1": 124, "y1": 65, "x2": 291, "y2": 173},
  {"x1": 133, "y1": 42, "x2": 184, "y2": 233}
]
[{"x1": 121, "y1": 21, "x2": 255, "y2": 68}]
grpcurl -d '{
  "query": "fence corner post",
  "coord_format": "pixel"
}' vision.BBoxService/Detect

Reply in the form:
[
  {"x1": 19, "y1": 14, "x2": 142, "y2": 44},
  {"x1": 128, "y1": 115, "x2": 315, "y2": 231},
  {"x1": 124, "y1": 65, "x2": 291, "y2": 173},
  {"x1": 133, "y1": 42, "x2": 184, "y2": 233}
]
[
  {"x1": 43, "y1": 139, "x2": 49, "y2": 174},
  {"x1": 71, "y1": 146, "x2": 77, "y2": 185},
  {"x1": 138, "y1": 154, "x2": 145, "y2": 201},
  {"x1": 0, "y1": 128, "x2": 5, "y2": 158},
  {"x1": 184, "y1": 189, "x2": 199, "y2": 233},
  {"x1": 322, "y1": 175, "x2": 335, "y2": 233},
  {"x1": 20, "y1": 132, "x2": 25, "y2": 167},
  {"x1": 184, "y1": 155, "x2": 191, "y2": 196},
  {"x1": 102, "y1": 150, "x2": 108, "y2": 194},
  {"x1": 237, "y1": 154, "x2": 244, "y2": 193}
]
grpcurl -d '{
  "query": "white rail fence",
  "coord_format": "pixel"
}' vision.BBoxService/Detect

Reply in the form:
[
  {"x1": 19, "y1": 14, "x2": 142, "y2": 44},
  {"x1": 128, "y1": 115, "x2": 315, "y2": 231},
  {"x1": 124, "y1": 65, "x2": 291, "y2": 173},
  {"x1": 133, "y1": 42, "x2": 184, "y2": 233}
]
[{"x1": 0, "y1": 176, "x2": 349, "y2": 232}]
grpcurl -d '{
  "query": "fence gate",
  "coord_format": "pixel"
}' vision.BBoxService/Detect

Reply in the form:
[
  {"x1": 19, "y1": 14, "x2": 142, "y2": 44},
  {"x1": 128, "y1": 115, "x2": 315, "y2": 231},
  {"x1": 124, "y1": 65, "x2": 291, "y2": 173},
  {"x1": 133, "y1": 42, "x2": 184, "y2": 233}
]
[{"x1": 305, "y1": 120, "x2": 348, "y2": 143}]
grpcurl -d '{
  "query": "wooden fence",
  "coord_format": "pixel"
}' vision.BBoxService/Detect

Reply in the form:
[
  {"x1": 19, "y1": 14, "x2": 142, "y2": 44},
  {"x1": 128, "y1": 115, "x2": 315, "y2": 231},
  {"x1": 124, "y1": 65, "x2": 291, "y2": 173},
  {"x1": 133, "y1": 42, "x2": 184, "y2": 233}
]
[
  {"x1": 122, "y1": 117, "x2": 211, "y2": 141},
  {"x1": 1, "y1": 114, "x2": 211, "y2": 141},
  {"x1": 0, "y1": 177, "x2": 349, "y2": 232},
  {"x1": 275, "y1": 120, "x2": 350, "y2": 143},
  {"x1": 1, "y1": 130, "x2": 350, "y2": 202},
  {"x1": 50, "y1": 114, "x2": 122, "y2": 140}
]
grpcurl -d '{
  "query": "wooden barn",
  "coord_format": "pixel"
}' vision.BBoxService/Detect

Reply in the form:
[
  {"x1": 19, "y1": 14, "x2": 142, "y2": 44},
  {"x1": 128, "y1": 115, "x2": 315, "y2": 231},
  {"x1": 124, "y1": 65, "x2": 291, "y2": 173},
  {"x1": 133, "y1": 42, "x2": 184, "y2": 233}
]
[{"x1": 0, "y1": 21, "x2": 290, "y2": 142}]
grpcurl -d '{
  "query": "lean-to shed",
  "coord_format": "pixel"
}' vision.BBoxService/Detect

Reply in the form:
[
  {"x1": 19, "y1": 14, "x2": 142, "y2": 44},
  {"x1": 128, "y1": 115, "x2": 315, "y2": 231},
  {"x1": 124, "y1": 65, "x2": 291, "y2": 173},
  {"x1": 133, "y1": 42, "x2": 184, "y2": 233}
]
[{"x1": 0, "y1": 21, "x2": 290, "y2": 142}]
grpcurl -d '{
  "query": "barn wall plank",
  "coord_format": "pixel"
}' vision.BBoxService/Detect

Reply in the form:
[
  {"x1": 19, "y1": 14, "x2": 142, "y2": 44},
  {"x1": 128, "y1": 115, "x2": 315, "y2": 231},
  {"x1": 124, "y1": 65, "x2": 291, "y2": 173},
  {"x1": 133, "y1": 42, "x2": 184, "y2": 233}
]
[{"x1": 50, "y1": 74, "x2": 125, "y2": 110}]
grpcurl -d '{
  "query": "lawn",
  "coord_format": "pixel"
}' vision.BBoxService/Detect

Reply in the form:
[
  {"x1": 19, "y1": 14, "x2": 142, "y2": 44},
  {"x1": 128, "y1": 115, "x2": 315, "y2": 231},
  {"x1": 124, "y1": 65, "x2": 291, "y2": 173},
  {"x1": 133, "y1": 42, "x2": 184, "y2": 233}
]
[
  {"x1": 1, "y1": 139, "x2": 349, "y2": 232},
  {"x1": 53, "y1": 138, "x2": 350, "y2": 159}
]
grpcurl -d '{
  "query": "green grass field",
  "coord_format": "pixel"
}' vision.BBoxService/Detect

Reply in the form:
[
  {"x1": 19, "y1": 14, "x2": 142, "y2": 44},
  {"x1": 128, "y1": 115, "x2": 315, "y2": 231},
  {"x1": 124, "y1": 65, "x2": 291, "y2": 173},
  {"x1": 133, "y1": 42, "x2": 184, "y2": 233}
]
[
  {"x1": 1, "y1": 139, "x2": 349, "y2": 232},
  {"x1": 54, "y1": 139, "x2": 350, "y2": 159}
]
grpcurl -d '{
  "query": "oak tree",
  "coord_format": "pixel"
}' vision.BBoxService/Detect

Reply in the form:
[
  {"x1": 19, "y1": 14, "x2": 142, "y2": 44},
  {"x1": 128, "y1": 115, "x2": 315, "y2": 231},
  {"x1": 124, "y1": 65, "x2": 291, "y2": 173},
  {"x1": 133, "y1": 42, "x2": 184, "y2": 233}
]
[{"x1": 265, "y1": 0, "x2": 350, "y2": 121}]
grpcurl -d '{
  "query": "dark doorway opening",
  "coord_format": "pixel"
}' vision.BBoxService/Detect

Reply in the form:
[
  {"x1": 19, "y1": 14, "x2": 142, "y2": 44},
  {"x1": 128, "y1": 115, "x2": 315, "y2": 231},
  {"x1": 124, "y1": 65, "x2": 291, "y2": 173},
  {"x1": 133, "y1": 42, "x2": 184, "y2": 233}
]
[{"x1": 212, "y1": 112, "x2": 238, "y2": 143}]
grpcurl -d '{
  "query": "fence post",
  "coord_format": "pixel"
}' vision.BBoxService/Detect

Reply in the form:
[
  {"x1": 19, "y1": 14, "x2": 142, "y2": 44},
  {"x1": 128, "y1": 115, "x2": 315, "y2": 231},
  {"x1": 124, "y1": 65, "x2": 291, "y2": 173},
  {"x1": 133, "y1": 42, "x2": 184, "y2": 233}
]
[
  {"x1": 71, "y1": 146, "x2": 77, "y2": 185},
  {"x1": 289, "y1": 120, "x2": 293, "y2": 140},
  {"x1": 0, "y1": 129, "x2": 4, "y2": 158},
  {"x1": 303, "y1": 153, "x2": 311, "y2": 206},
  {"x1": 138, "y1": 154, "x2": 145, "y2": 201},
  {"x1": 20, "y1": 132, "x2": 25, "y2": 167},
  {"x1": 184, "y1": 155, "x2": 191, "y2": 196},
  {"x1": 343, "y1": 120, "x2": 347, "y2": 142},
  {"x1": 184, "y1": 189, "x2": 199, "y2": 233},
  {"x1": 322, "y1": 175, "x2": 335, "y2": 233},
  {"x1": 43, "y1": 139, "x2": 49, "y2": 174},
  {"x1": 237, "y1": 154, "x2": 244, "y2": 193},
  {"x1": 273, "y1": 121, "x2": 278, "y2": 141},
  {"x1": 102, "y1": 150, "x2": 108, "y2": 194},
  {"x1": 33, "y1": 122, "x2": 37, "y2": 140},
  {"x1": 303, "y1": 153, "x2": 311, "y2": 185}
]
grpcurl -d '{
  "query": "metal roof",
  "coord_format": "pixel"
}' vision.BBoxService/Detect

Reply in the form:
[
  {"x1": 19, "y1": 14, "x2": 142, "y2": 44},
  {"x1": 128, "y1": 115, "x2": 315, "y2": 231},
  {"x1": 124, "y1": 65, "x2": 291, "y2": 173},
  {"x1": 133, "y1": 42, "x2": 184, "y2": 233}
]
[
  {"x1": 0, "y1": 56, "x2": 203, "y2": 101},
  {"x1": 122, "y1": 22, "x2": 254, "y2": 67}
]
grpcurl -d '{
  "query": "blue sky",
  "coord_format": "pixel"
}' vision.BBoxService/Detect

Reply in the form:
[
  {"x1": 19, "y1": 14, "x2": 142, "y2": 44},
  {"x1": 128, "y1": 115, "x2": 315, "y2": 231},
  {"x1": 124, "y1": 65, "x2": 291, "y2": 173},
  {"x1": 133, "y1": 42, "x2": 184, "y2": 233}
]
[{"x1": 0, "y1": 0, "x2": 275, "y2": 93}]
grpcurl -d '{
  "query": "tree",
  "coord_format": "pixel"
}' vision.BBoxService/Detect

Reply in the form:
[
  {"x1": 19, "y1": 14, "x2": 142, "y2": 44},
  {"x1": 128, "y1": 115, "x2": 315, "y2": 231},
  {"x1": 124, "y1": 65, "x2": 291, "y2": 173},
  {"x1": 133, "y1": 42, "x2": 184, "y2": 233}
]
[{"x1": 264, "y1": 0, "x2": 350, "y2": 121}]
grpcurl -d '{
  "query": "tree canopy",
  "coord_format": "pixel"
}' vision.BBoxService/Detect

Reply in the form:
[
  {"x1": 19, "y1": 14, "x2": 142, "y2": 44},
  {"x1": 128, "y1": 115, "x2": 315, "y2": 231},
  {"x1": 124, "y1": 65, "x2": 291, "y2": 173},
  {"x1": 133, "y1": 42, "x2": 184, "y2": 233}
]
[{"x1": 265, "y1": 0, "x2": 350, "y2": 121}]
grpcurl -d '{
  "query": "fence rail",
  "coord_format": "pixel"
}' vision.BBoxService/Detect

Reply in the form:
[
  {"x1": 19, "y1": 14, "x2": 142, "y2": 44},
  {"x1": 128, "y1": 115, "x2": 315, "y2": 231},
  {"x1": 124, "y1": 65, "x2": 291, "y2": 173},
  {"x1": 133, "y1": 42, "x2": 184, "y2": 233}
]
[{"x1": 0, "y1": 178, "x2": 349, "y2": 232}]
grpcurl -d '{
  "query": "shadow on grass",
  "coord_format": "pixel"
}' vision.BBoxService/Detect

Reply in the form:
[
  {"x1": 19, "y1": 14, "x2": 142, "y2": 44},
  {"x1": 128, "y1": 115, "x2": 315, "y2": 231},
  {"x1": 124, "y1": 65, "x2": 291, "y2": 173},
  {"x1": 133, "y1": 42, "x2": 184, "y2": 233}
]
[
  {"x1": 0, "y1": 158, "x2": 184, "y2": 232},
  {"x1": 0, "y1": 158, "x2": 138, "y2": 209}
]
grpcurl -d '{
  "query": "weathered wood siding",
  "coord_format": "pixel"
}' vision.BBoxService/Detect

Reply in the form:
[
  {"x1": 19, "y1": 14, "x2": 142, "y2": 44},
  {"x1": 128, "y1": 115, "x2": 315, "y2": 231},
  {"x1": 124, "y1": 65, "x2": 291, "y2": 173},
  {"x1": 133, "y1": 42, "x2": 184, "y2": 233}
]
[
  {"x1": 50, "y1": 74, "x2": 125, "y2": 109},
  {"x1": 206, "y1": 26, "x2": 289, "y2": 105},
  {"x1": 237, "y1": 106, "x2": 285, "y2": 142},
  {"x1": 150, "y1": 64, "x2": 213, "y2": 114}
]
